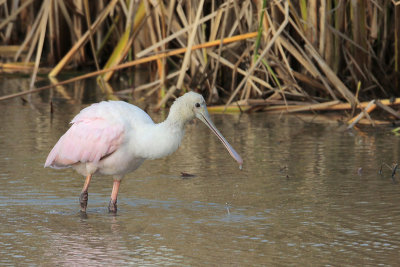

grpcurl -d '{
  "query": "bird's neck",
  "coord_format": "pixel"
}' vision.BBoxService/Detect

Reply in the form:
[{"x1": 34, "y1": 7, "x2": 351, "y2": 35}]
[
  {"x1": 139, "y1": 102, "x2": 194, "y2": 160},
  {"x1": 143, "y1": 120, "x2": 184, "y2": 160},
  {"x1": 137, "y1": 109, "x2": 187, "y2": 160}
]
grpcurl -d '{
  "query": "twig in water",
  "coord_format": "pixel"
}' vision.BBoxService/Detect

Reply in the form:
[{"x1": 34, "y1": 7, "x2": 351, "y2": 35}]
[
  {"x1": 50, "y1": 100, "x2": 54, "y2": 114},
  {"x1": 181, "y1": 172, "x2": 196, "y2": 179},
  {"x1": 382, "y1": 162, "x2": 399, "y2": 183},
  {"x1": 392, "y1": 163, "x2": 398, "y2": 179},
  {"x1": 225, "y1": 202, "x2": 231, "y2": 215},
  {"x1": 279, "y1": 165, "x2": 288, "y2": 172}
]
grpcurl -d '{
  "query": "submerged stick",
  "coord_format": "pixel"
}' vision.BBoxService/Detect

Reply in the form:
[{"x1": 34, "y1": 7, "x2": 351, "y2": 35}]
[{"x1": 392, "y1": 163, "x2": 398, "y2": 179}]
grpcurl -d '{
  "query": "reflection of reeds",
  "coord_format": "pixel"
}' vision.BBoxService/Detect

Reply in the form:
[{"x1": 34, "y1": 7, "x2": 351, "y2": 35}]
[{"x1": 0, "y1": 1, "x2": 399, "y2": 111}]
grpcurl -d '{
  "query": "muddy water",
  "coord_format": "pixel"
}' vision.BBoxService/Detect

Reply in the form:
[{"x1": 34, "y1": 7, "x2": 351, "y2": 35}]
[{"x1": 1, "y1": 77, "x2": 400, "y2": 265}]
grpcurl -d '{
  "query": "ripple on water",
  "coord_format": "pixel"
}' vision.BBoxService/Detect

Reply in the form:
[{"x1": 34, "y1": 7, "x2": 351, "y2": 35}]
[{"x1": 1, "y1": 92, "x2": 400, "y2": 265}]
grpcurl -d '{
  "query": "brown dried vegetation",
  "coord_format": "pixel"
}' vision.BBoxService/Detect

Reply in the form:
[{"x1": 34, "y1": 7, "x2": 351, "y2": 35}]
[{"x1": 1, "y1": 0, "x2": 400, "y2": 125}]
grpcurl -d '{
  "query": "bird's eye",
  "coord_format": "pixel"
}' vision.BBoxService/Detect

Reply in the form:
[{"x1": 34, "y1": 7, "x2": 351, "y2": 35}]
[{"x1": 195, "y1": 103, "x2": 201, "y2": 108}]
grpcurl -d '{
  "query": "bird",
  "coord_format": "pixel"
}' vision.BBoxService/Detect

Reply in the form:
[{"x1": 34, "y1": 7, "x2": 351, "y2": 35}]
[{"x1": 44, "y1": 92, "x2": 243, "y2": 213}]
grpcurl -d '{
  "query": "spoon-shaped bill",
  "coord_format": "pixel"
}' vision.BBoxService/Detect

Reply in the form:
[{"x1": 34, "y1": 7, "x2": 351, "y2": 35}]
[{"x1": 197, "y1": 112, "x2": 243, "y2": 168}]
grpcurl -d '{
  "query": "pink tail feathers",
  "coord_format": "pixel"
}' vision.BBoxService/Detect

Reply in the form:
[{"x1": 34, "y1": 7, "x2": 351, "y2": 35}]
[
  {"x1": 44, "y1": 134, "x2": 76, "y2": 168},
  {"x1": 44, "y1": 118, "x2": 124, "y2": 169}
]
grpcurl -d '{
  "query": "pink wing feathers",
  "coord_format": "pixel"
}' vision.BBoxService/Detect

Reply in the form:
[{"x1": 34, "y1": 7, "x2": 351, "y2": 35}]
[{"x1": 44, "y1": 106, "x2": 125, "y2": 168}]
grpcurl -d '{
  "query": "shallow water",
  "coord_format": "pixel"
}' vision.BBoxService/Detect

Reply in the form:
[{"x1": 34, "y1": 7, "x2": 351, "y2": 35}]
[{"x1": 1, "y1": 77, "x2": 400, "y2": 265}]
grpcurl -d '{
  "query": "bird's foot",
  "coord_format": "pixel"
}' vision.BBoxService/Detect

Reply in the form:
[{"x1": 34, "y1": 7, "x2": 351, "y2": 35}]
[
  {"x1": 108, "y1": 199, "x2": 117, "y2": 213},
  {"x1": 79, "y1": 190, "x2": 88, "y2": 212},
  {"x1": 79, "y1": 210, "x2": 88, "y2": 219}
]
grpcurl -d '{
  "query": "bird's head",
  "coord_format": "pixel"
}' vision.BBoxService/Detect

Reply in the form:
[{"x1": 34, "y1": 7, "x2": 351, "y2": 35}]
[
  {"x1": 169, "y1": 91, "x2": 206, "y2": 122},
  {"x1": 170, "y1": 92, "x2": 243, "y2": 168}
]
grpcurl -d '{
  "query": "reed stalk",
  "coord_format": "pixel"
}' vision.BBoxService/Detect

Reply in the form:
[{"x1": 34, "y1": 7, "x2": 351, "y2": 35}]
[{"x1": 0, "y1": 0, "x2": 398, "y2": 124}]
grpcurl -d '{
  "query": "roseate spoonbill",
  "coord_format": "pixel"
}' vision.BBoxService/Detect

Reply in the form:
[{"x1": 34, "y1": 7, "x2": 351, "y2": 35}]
[{"x1": 44, "y1": 92, "x2": 243, "y2": 213}]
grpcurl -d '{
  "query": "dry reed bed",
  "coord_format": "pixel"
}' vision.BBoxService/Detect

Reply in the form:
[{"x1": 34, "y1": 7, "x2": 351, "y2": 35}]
[{"x1": 0, "y1": 0, "x2": 400, "y2": 126}]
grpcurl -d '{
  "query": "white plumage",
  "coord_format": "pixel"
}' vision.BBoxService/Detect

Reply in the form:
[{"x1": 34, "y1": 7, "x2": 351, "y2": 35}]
[{"x1": 45, "y1": 92, "x2": 242, "y2": 213}]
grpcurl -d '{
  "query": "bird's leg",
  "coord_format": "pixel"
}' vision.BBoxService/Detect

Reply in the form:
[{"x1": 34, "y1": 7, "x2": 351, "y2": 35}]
[
  {"x1": 79, "y1": 174, "x2": 92, "y2": 212},
  {"x1": 108, "y1": 179, "x2": 121, "y2": 213}
]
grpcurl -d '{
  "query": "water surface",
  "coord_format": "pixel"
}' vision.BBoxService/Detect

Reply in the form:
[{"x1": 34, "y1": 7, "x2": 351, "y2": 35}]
[{"x1": 1, "y1": 77, "x2": 400, "y2": 265}]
